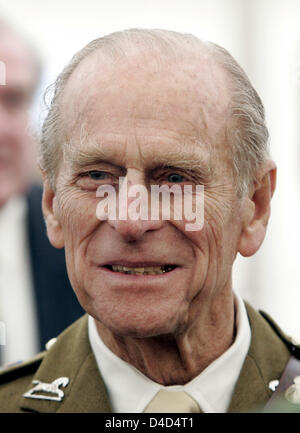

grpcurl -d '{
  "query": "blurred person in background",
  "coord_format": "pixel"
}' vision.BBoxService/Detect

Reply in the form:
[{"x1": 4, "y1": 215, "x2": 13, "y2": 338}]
[{"x1": 0, "y1": 19, "x2": 83, "y2": 367}]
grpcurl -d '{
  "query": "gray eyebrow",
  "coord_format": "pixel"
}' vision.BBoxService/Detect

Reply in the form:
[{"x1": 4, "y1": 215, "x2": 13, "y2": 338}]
[{"x1": 64, "y1": 135, "x2": 213, "y2": 181}]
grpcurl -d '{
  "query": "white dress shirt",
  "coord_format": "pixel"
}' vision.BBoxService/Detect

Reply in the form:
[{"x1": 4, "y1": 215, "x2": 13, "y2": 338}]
[
  {"x1": 0, "y1": 196, "x2": 39, "y2": 366},
  {"x1": 88, "y1": 292, "x2": 251, "y2": 413}
]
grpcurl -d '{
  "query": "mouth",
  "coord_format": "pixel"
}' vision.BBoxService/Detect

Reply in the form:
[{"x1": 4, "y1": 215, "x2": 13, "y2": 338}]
[{"x1": 104, "y1": 264, "x2": 177, "y2": 275}]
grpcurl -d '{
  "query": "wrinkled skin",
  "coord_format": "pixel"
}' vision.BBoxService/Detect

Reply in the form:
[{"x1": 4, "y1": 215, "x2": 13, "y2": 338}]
[{"x1": 43, "y1": 50, "x2": 276, "y2": 384}]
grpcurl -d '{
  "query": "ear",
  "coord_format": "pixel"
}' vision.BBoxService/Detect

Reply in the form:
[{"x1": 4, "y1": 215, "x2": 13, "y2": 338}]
[
  {"x1": 42, "y1": 176, "x2": 65, "y2": 249},
  {"x1": 238, "y1": 160, "x2": 276, "y2": 257}
]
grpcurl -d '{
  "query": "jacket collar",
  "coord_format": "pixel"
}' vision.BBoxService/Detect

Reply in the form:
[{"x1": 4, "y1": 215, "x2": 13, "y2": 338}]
[
  {"x1": 19, "y1": 315, "x2": 112, "y2": 413},
  {"x1": 228, "y1": 303, "x2": 290, "y2": 412},
  {"x1": 18, "y1": 303, "x2": 290, "y2": 413}
]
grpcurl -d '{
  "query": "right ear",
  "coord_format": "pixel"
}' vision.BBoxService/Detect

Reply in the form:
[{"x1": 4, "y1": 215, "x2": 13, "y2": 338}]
[{"x1": 42, "y1": 177, "x2": 65, "y2": 249}]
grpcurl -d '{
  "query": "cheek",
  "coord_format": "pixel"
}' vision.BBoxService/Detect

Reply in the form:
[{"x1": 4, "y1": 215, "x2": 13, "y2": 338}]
[
  {"x1": 172, "y1": 195, "x2": 241, "y2": 270},
  {"x1": 202, "y1": 199, "x2": 242, "y2": 274},
  {"x1": 58, "y1": 192, "x2": 100, "y2": 254},
  {"x1": 57, "y1": 194, "x2": 104, "y2": 304},
  {"x1": 169, "y1": 199, "x2": 225, "y2": 253}
]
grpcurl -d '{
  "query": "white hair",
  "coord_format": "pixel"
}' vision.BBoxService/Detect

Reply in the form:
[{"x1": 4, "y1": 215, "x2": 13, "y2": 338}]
[{"x1": 40, "y1": 28, "x2": 269, "y2": 195}]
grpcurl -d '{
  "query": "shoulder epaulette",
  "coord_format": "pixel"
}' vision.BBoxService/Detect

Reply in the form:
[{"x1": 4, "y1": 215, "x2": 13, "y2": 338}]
[
  {"x1": 259, "y1": 310, "x2": 300, "y2": 358},
  {"x1": 0, "y1": 351, "x2": 45, "y2": 384}
]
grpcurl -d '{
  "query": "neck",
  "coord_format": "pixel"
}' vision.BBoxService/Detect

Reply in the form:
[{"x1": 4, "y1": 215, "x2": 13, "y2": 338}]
[{"x1": 95, "y1": 290, "x2": 236, "y2": 385}]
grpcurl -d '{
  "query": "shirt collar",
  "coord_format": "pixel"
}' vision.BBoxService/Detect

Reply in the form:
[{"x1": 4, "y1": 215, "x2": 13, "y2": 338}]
[{"x1": 88, "y1": 292, "x2": 251, "y2": 413}]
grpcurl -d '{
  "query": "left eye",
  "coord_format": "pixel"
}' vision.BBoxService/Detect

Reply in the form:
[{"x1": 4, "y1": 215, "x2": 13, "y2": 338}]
[
  {"x1": 167, "y1": 173, "x2": 185, "y2": 183},
  {"x1": 87, "y1": 171, "x2": 108, "y2": 180}
]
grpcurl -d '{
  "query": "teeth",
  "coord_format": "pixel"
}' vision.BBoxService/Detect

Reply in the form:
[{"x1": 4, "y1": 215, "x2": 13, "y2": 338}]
[{"x1": 110, "y1": 265, "x2": 174, "y2": 275}]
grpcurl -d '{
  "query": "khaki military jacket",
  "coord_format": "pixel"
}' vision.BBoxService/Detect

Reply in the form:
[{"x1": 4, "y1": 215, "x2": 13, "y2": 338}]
[{"x1": 0, "y1": 303, "x2": 298, "y2": 413}]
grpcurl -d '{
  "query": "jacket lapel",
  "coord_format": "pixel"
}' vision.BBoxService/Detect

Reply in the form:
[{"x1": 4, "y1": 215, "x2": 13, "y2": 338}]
[
  {"x1": 228, "y1": 303, "x2": 290, "y2": 412},
  {"x1": 18, "y1": 315, "x2": 112, "y2": 413},
  {"x1": 57, "y1": 352, "x2": 112, "y2": 413}
]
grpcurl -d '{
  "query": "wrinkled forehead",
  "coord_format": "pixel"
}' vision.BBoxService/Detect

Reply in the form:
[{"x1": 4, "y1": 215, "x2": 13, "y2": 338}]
[{"x1": 61, "y1": 48, "x2": 231, "y2": 155}]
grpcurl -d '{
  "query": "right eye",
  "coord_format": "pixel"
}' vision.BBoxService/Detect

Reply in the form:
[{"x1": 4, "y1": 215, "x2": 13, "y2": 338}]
[
  {"x1": 76, "y1": 170, "x2": 112, "y2": 191},
  {"x1": 87, "y1": 171, "x2": 109, "y2": 181}
]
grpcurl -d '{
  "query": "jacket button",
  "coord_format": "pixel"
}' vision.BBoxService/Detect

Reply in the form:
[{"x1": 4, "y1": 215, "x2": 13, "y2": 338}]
[{"x1": 45, "y1": 338, "x2": 57, "y2": 351}]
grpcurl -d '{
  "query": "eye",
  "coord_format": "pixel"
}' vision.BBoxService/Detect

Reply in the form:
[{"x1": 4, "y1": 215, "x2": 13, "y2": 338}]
[
  {"x1": 87, "y1": 171, "x2": 108, "y2": 180},
  {"x1": 76, "y1": 170, "x2": 112, "y2": 191},
  {"x1": 167, "y1": 173, "x2": 186, "y2": 183}
]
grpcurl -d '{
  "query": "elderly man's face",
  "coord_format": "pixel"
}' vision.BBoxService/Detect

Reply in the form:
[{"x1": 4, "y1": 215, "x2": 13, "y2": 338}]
[
  {"x1": 45, "y1": 53, "x2": 250, "y2": 338},
  {"x1": 0, "y1": 30, "x2": 36, "y2": 207}
]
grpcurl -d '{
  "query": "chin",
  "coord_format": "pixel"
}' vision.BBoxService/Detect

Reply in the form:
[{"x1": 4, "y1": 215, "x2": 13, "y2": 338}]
[
  {"x1": 112, "y1": 325, "x2": 173, "y2": 339},
  {"x1": 95, "y1": 310, "x2": 180, "y2": 339},
  {"x1": 86, "y1": 291, "x2": 188, "y2": 339}
]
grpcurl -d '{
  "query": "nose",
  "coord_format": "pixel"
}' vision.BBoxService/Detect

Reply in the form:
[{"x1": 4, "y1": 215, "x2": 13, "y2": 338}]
[
  {"x1": 108, "y1": 217, "x2": 164, "y2": 241},
  {"x1": 106, "y1": 174, "x2": 165, "y2": 241}
]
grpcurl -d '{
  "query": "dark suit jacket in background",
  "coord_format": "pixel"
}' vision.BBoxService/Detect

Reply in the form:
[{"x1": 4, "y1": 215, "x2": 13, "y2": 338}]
[{"x1": 26, "y1": 185, "x2": 84, "y2": 350}]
